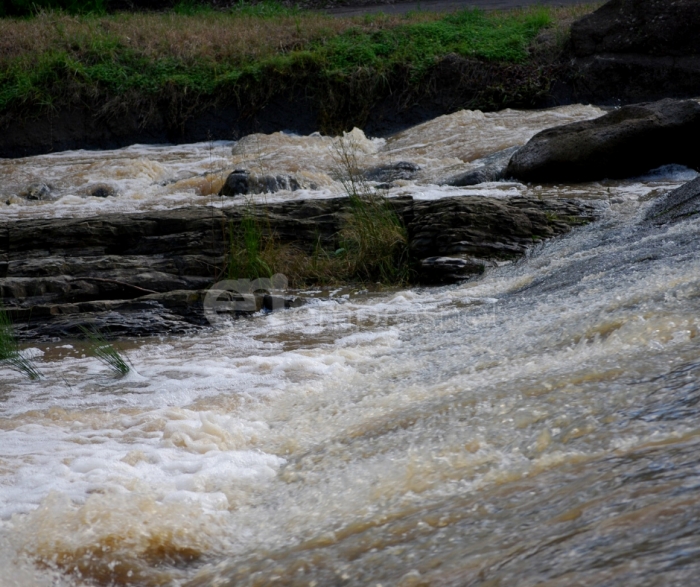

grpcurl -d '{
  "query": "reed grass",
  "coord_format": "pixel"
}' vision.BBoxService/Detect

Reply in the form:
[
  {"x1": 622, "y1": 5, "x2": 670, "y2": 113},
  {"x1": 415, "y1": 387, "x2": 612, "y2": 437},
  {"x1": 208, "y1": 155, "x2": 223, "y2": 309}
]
[
  {"x1": 79, "y1": 325, "x2": 131, "y2": 376},
  {"x1": 226, "y1": 204, "x2": 275, "y2": 281},
  {"x1": 338, "y1": 194, "x2": 411, "y2": 283},
  {"x1": 330, "y1": 133, "x2": 411, "y2": 283},
  {"x1": 0, "y1": 304, "x2": 42, "y2": 380},
  {"x1": 223, "y1": 133, "x2": 412, "y2": 286}
]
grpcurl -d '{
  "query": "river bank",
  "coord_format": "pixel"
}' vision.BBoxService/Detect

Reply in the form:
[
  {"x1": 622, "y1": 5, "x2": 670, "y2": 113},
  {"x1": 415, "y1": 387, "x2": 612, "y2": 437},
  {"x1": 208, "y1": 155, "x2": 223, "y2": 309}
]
[{"x1": 0, "y1": 3, "x2": 593, "y2": 158}]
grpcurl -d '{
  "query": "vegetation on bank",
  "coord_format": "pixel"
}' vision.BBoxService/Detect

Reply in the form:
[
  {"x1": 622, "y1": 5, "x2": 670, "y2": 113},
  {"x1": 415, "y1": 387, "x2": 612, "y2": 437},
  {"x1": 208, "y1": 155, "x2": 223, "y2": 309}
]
[{"x1": 0, "y1": 3, "x2": 599, "y2": 132}]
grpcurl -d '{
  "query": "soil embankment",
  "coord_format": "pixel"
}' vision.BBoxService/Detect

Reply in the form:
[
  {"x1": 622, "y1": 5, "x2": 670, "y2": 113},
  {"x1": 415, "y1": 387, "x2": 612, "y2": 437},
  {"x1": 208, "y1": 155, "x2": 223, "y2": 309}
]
[{"x1": 3, "y1": 0, "x2": 700, "y2": 158}]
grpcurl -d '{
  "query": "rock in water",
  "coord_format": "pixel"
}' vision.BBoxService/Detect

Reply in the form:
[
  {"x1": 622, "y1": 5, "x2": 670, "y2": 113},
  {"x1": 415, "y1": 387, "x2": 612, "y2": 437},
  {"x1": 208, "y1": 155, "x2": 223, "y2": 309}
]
[
  {"x1": 219, "y1": 169, "x2": 301, "y2": 197},
  {"x1": 505, "y1": 99, "x2": 700, "y2": 183},
  {"x1": 219, "y1": 169, "x2": 250, "y2": 197},
  {"x1": 444, "y1": 147, "x2": 519, "y2": 187},
  {"x1": 644, "y1": 176, "x2": 700, "y2": 225},
  {"x1": 569, "y1": 0, "x2": 700, "y2": 102},
  {"x1": 364, "y1": 162, "x2": 420, "y2": 183},
  {"x1": 18, "y1": 183, "x2": 53, "y2": 201},
  {"x1": 88, "y1": 184, "x2": 118, "y2": 198}
]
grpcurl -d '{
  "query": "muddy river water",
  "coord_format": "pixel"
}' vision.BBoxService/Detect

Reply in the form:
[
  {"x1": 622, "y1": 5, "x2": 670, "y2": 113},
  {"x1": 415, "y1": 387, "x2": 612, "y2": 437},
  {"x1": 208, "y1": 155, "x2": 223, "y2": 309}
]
[{"x1": 1, "y1": 105, "x2": 700, "y2": 586}]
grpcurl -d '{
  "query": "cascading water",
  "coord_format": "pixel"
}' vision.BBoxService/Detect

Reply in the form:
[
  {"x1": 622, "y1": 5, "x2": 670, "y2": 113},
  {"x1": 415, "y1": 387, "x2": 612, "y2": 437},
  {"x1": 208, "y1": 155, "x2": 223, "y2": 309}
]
[{"x1": 1, "y1": 105, "x2": 699, "y2": 586}]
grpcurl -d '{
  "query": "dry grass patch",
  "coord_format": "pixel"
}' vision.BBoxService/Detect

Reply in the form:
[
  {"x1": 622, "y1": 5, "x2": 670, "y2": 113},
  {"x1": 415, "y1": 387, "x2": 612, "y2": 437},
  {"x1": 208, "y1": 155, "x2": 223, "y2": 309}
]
[{"x1": 0, "y1": 9, "x2": 445, "y2": 67}]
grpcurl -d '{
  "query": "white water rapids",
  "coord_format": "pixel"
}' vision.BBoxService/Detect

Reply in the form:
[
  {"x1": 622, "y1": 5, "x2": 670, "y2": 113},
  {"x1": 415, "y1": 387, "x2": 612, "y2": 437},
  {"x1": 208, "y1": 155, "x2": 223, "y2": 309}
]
[{"x1": 1, "y1": 105, "x2": 700, "y2": 586}]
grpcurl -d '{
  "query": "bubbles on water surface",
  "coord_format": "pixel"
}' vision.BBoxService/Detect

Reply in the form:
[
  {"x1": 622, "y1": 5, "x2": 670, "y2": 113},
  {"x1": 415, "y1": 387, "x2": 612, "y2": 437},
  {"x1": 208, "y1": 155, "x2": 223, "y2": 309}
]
[{"x1": 2, "y1": 106, "x2": 700, "y2": 585}]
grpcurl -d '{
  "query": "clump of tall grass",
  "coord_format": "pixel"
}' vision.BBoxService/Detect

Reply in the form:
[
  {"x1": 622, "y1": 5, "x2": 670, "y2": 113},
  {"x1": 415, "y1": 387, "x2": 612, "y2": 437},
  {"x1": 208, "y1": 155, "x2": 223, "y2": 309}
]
[
  {"x1": 0, "y1": 304, "x2": 42, "y2": 380},
  {"x1": 226, "y1": 202, "x2": 275, "y2": 281},
  {"x1": 331, "y1": 134, "x2": 412, "y2": 284},
  {"x1": 223, "y1": 135, "x2": 412, "y2": 287},
  {"x1": 338, "y1": 194, "x2": 411, "y2": 283},
  {"x1": 79, "y1": 325, "x2": 130, "y2": 377}
]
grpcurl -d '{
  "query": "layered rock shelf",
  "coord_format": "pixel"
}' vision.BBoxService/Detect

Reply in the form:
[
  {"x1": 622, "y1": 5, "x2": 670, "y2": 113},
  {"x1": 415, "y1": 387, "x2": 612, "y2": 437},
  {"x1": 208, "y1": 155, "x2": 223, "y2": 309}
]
[{"x1": 0, "y1": 195, "x2": 599, "y2": 340}]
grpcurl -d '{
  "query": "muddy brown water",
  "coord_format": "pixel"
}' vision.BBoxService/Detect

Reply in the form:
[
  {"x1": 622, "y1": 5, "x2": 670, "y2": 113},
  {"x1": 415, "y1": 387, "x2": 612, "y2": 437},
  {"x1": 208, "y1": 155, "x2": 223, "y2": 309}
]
[{"x1": 1, "y1": 105, "x2": 700, "y2": 586}]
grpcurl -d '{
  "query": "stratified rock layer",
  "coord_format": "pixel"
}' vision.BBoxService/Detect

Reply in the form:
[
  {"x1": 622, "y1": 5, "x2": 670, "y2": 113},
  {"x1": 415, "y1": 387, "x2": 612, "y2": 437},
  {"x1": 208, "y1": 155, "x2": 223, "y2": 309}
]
[
  {"x1": 1, "y1": 195, "x2": 599, "y2": 339},
  {"x1": 644, "y1": 176, "x2": 700, "y2": 225}
]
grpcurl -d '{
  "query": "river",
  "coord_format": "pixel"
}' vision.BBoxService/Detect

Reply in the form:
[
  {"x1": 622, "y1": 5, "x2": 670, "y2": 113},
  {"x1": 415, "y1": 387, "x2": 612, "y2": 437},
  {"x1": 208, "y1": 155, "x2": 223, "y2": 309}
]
[{"x1": 1, "y1": 104, "x2": 700, "y2": 586}]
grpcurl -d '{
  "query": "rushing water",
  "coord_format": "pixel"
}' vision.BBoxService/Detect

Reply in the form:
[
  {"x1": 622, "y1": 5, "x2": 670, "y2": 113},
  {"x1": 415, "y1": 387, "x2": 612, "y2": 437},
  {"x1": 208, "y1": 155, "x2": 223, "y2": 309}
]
[{"x1": 1, "y1": 105, "x2": 700, "y2": 586}]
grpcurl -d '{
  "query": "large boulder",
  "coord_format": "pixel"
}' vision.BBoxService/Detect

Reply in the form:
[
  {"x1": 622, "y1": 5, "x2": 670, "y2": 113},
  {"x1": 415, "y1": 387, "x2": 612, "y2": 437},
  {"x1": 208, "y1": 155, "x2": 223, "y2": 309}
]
[
  {"x1": 569, "y1": 0, "x2": 700, "y2": 102},
  {"x1": 505, "y1": 99, "x2": 700, "y2": 183}
]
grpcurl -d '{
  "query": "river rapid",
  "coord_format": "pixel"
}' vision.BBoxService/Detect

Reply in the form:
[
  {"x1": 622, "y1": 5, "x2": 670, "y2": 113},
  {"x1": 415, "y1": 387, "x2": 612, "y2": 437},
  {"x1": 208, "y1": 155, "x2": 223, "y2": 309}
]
[{"x1": 1, "y1": 105, "x2": 700, "y2": 586}]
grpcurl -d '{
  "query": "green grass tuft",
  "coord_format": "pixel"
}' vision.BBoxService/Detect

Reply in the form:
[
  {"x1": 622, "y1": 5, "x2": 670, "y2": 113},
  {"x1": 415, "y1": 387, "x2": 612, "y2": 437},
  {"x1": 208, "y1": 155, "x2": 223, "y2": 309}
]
[
  {"x1": 0, "y1": 304, "x2": 42, "y2": 380},
  {"x1": 226, "y1": 203, "x2": 275, "y2": 281},
  {"x1": 79, "y1": 325, "x2": 131, "y2": 377}
]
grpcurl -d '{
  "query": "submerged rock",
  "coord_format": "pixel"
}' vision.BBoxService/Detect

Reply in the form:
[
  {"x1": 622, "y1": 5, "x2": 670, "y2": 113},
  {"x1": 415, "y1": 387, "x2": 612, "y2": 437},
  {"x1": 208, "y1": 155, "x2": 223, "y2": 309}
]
[
  {"x1": 18, "y1": 182, "x2": 54, "y2": 201},
  {"x1": 644, "y1": 176, "x2": 700, "y2": 225},
  {"x1": 219, "y1": 169, "x2": 301, "y2": 197},
  {"x1": 364, "y1": 161, "x2": 420, "y2": 183},
  {"x1": 87, "y1": 183, "x2": 118, "y2": 198},
  {"x1": 506, "y1": 99, "x2": 700, "y2": 183},
  {"x1": 419, "y1": 257, "x2": 488, "y2": 284},
  {"x1": 444, "y1": 147, "x2": 519, "y2": 187}
]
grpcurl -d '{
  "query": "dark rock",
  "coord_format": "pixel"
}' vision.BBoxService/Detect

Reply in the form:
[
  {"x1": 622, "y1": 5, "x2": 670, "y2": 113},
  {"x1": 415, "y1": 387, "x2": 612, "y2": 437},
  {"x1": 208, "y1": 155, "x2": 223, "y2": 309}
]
[
  {"x1": 364, "y1": 162, "x2": 420, "y2": 183},
  {"x1": 418, "y1": 257, "x2": 487, "y2": 284},
  {"x1": 409, "y1": 196, "x2": 600, "y2": 283},
  {"x1": 219, "y1": 170, "x2": 250, "y2": 197},
  {"x1": 1, "y1": 194, "x2": 598, "y2": 338},
  {"x1": 569, "y1": 0, "x2": 700, "y2": 103},
  {"x1": 505, "y1": 99, "x2": 700, "y2": 183},
  {"x1": 644, "y1": 176, "x2": 700, "y2": 225},
  {"x1": 88, "y1": 183, "x2": 118, "y2": 198},
  {"x1": 219, "y1": 169, "x2": 301, "y2": 197},
  {"x1": 571, "y1": 0, "x2": 700, "y2": 58},
  {"x1": 445, "y1": 147, "x2": 519, "y2": 187},
  {"x1": 252, "y1": 174, "x2": 301, "y2": 194},
  {"x1": 18, "y1": 183, "x2": 53, "y2": 201}
]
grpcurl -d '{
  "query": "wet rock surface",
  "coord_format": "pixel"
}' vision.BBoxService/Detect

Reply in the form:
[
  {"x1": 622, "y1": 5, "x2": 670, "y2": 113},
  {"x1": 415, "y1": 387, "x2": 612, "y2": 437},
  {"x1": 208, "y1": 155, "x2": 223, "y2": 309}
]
[
  {"x1": 409, "y1": 196, "x2": 600, "y2": 283},
  {"x1": 505, "y1": 99, "x2": 700, "y2": 183},
  {"x1": 219, "y1": 169, "x2": 302, "y2": 197},
  {"x1": 17, "y1": 183, "x2": 55, "y2": 201},
  {"x1": 644, "y1": 176, "x2": 700, "y2": 225},
  {"x1": 569, "y1": 0, "x2": 700, "y2": 103},
  {"x1": 1, "y1": 195, "x2": 599, "y2": 339},
  {"x1": 444, "y1": 147, "x2": 519, "y2": 187},
  {"x1": 364, "y1": 161, "x2": 420, "y2": 183}
]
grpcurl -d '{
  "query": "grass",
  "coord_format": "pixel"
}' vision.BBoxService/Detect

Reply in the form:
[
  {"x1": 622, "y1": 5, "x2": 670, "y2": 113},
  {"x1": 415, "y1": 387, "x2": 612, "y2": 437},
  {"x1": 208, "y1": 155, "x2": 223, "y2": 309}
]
[
  {"x1": 226, "y1": 203, "x2": 275, "y2": 281},
  {"x1": 79, "y1": 325, "x2": 131, "y2": 377},
  {"x1": 0, "y1": 4, "x2": 568, "y2": 126},
  {"x1": 224, "y1": 135, "x2": 412, "y2": 287},
  {"x1": 338, "y1": 193, "x2": 411, "y2": 283},
  {"x1": 225, "y1": 200, "x2": 411, "y2": 287},
  {"x1": 0, "y1": 304, "x2": 42, "y2": 380}
]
